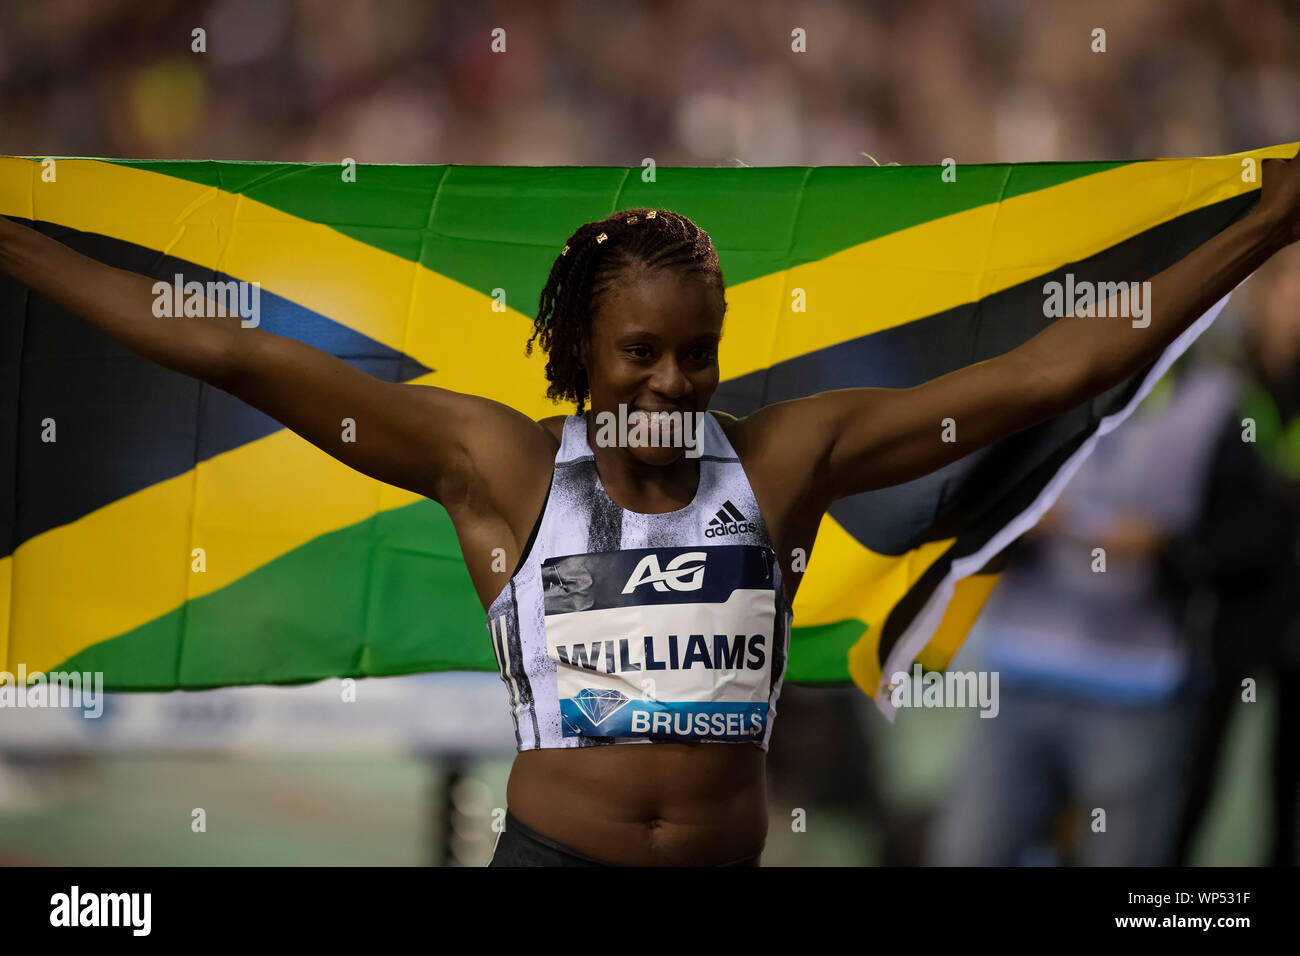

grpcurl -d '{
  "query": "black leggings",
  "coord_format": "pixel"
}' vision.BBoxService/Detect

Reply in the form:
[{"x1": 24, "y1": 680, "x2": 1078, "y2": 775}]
[{"x1": 488, "y1": 811, "x2": 761, "y2": 867}]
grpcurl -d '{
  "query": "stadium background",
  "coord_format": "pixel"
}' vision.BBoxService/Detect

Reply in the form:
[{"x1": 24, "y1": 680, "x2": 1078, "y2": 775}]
[{"x1": 1, "y1": 0, "x2": 1297, "y2": 865}]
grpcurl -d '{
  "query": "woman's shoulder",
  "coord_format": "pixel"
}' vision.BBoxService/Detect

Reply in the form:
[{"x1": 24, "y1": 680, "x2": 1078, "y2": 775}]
[
  {"x1": 708, "y1": 408, "x2": 749, "y2": 457},
  {"x1": 537, "y1": 414, "x2": 568, "y2": 446}
]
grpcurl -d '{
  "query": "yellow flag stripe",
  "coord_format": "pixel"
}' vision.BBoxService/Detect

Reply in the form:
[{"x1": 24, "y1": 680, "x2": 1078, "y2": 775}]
[
  {"x1": 916, "y1": 572, "x2": 1002, "y2": 671},
  {"x1": 6, "y1": 147, "x2": 1292, "y2": 399},
  {"x1": 7, "y1": 412, "x2": 428, "y2": 675},
  {"x1": 794, "y1": 514, "x2": 956, "y2": 694},
  {"x1": 0, "y1": 156, "x2": 563, "y2": 416},
  {"x1": 2, "y1": 146, "x2": 1290, "y2": 674},
  {"x1": 720, "y1": 143, "x2": 1296, "y2": 378}
]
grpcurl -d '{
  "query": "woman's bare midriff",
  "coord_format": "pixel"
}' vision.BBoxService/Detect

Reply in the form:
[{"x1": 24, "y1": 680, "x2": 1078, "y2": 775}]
[{"x1": 506, "y1": 741, "x2": 769, "y2": 865}]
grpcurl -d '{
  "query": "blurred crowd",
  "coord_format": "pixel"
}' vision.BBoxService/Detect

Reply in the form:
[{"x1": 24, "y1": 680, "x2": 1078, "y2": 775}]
[
  {"x1": 2, "y1": 0, "x2": 1298, "y2": 865},
  {"x1": 0, "y1": 0, "x2": 1295, "y2": 166}
]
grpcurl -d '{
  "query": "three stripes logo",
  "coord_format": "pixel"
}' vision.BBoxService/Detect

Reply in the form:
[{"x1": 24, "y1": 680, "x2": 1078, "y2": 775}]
[{"x1": 704, "y1": 500, "x2": 757, "y2": 538}]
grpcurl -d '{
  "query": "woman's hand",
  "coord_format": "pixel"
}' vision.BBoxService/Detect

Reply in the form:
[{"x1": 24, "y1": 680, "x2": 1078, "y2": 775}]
[
  {"x1": 765, "y1": 149, "x2": 1300, "y2": 501},
  {"x1": 0, "y1": 207, "x2": 552, "y2": 511},
  {"x1": 1255, "y1": 156, "x2": 1300, "y2": 246}
]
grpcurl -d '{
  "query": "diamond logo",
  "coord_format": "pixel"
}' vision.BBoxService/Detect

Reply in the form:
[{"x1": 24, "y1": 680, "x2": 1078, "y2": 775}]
[{"x1": 572, "y1": 688, "x2": 631, "y2": 727}]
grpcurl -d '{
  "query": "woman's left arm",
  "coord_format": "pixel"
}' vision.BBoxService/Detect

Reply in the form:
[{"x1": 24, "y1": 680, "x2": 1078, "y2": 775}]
[{"x1": 777, "y1": 156, "x2": 1300, "y2": 502}]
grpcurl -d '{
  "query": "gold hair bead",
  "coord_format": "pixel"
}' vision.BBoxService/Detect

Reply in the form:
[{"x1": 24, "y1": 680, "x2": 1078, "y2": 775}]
[
  {"x1": 646, "y1": 210, "x2": 656, "y2": 219},
  {"x1": 561, "y1": 244, "x2": 569, "y2": 256},
  {"x1": 596, "y1": 232, "x2": 608, "y2": 243},
  {"x1": 627, "y1": 215, "x2": 638, "y2": 224}
]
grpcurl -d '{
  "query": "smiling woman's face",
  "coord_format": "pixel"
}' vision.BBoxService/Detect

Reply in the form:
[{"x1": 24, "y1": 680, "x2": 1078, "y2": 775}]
[{"x1": 583, "y1": 267, "x2": 726, "y2": 466}]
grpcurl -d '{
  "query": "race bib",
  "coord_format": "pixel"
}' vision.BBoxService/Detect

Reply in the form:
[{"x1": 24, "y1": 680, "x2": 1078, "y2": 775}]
[{"x1": 541, "y1": 545, "x2": 777, "y2": 741}]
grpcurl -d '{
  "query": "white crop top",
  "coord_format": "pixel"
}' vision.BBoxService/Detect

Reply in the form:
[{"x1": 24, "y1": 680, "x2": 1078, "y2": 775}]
[{"x1": 485, "y1": 411, "x2": 792, "y2": 751}]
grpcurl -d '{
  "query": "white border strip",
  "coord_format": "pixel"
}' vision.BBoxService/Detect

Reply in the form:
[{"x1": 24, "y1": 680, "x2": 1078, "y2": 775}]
[{"x1": 872, "y1": 281, "x2": 1245, "y2": 721}]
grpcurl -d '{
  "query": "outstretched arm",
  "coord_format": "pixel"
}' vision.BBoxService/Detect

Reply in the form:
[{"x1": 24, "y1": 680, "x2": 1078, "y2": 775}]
[
  {"x1": 0, "y1": 215, "x2": 548, "y2": 507},
  {"x1": 766, "y1": 156, "x2": 1300, "y2": 503}
]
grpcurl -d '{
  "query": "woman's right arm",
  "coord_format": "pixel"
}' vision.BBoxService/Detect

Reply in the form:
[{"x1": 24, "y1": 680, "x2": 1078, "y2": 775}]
[{"x1": 0, "y1": 216, "x2": 547, "y2": 507}]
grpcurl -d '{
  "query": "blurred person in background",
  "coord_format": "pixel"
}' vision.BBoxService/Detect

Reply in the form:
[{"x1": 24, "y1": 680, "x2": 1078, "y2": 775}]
[
  {"x1": 926, "y1": 353, "x2": 1240, "y2": 866},
  {"x1": 1170, "y1": 244, "x2": 1300, "y2": 867}
]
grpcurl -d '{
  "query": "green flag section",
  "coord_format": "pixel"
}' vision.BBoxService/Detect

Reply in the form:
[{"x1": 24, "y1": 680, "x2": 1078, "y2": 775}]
[{"x1": 1, "y1": 145, "x2": 1295, "y2": 718}]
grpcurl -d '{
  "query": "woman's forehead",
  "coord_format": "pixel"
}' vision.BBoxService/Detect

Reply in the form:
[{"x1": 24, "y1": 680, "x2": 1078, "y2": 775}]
[{"x1": 594, "y1": 272, "x2": 724, "y2": 325}]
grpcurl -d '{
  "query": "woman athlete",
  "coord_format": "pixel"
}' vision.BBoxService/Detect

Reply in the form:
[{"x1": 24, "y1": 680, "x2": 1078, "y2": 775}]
[{"x1": 2, "y1": 157, "x2": 1298, "y2": 867}]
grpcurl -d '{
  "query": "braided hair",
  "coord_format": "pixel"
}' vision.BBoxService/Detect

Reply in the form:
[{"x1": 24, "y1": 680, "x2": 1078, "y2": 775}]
[{"x1": 526, "y1": 208, "x2": 726, "y2": 413}]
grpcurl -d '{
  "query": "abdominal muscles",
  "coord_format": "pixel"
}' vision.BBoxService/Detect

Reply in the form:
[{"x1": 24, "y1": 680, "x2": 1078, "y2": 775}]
[{"x1": 506, "y1": 740, "x2": 768, "y2": 865}]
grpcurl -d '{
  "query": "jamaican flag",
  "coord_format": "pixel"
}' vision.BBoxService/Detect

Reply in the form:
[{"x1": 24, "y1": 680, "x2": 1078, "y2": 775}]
[{"x1": 1, "y1": 145, "x2": 1294, "y2": 718}]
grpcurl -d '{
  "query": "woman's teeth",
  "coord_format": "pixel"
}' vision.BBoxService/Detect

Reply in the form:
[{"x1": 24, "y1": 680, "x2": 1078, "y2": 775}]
[{"x1": 628, "y1": 409, "x2": 677, "y2": 440}]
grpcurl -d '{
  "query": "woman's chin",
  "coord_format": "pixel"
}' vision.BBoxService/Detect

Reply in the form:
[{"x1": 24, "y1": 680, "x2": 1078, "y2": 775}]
[{"x1": 629, "y1": 444, "x2": 685, "y2": 467}]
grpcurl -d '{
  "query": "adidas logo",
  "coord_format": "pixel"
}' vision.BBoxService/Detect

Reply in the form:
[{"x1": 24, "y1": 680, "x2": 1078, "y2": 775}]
[{"x1": 704, "y1": 500, "x2": 757, "y2": 538}]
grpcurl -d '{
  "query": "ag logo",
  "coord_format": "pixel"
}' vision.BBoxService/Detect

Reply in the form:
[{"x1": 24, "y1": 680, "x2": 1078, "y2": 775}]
[{"x1": 622, "y1": 551, "x2": 707, "y2": 593}]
